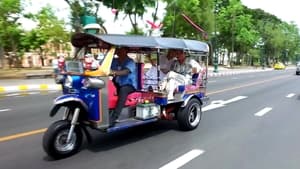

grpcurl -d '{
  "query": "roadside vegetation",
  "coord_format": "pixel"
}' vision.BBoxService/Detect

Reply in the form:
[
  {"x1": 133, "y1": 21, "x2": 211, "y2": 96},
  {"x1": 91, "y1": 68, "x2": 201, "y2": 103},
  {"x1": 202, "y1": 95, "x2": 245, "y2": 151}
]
[{"x1": 0, "y1": 0, "x2": 299, "y2": 69}]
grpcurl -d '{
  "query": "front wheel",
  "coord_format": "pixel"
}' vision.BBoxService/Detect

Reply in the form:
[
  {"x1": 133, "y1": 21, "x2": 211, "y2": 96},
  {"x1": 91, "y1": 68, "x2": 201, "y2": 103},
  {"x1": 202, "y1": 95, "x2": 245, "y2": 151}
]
[
  {"x1": 177, "y1": 98, "x2": 202, "y2": 131},
  {"x1": 43, "y1": 120, "x2": 83, "y2": 159}
]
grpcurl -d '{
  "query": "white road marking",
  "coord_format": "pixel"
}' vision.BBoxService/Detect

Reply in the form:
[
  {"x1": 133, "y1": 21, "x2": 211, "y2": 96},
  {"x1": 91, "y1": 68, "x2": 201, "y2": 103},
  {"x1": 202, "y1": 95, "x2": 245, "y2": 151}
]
[
  {"x1": 202, "y1": 103, "x2": 224, "y2": 112},
  {"x1": 222, "y1": 96, "x2": 248, "y2": 104},
  {"x1": 0, "y1": 109, "x2": 11, "y2": 112},
  {"x1": 202, "y1": 96, "x2": 248, "y2": 112},
  {"x1": 286, "y1": 93, "x2": 295, "y2": 98},
  {"x1": 5, "y1": 93, "x2": 20, "y2": 97},
  {"x1": 28, "y1": 92, "x2": 40, "y2": 95},
  {"x1": 159, "y1": 149, "x2": 205, "y2": 169},
  {"x1": 255, "y1": 107, "x2": 272, "y2": 117},
  {"x1": 208, "y1": 80, "x2": 217, "y2": 83},
  {"x1": 48, "y1": 91, "x2": 59, "y2": 93}
]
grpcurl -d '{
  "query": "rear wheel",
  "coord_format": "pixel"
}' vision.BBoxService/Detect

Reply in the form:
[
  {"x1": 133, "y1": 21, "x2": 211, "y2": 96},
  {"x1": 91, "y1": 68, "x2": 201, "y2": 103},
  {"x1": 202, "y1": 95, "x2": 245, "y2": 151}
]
[
  {"x1": 177, "y1": 98, "x2": 202, "y2": 131},
  {"x1": 43, "y1": 120, "x2": 83, "y2": 159}
]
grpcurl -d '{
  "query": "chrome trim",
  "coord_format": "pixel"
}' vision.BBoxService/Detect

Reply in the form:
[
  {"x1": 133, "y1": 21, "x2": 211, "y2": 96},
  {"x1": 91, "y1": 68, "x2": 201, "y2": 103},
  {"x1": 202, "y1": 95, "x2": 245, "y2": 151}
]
[
  {"x1": 181, "y1": 95, "x2": 194, "y2": 107},
  {"x1": 64, "y1": 75, "x2": 73, "y2": 88},
  {"x1": 83, "y1": 77, "x2": 105, "y2": 89},
  {"x1": 54, "y1": 97, "x2": 88, "y2": 111},
  {"x1": 67, "y1": 108, "x2": 80, "y2": 143}
]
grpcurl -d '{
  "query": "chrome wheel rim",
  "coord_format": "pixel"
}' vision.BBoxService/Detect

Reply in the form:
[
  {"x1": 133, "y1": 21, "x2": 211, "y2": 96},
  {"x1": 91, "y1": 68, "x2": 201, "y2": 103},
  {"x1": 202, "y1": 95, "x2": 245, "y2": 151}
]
[
  {"x1": 188, "y1": 103, "x2": 201, "y2": 127},
  {"x1": 54, "y1": 129, "x2": 77, "y2": 153}
]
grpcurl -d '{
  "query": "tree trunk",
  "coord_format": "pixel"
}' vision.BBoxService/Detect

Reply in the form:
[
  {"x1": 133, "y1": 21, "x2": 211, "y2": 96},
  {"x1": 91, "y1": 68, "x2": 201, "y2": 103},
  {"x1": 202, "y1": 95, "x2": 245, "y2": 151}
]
[
  {"x1": 0, "y1": 46, "x2": 4, "y2": 68},
  {"x1": 39, "y1": 47, "x2": 45, "y2": 67}
]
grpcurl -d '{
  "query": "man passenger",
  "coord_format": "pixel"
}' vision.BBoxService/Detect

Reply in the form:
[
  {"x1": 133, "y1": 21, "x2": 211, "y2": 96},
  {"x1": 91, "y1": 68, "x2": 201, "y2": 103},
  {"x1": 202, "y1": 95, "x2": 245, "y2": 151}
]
[{"x1": 160, "y1": 49, "x2": 201, "y2": 100}]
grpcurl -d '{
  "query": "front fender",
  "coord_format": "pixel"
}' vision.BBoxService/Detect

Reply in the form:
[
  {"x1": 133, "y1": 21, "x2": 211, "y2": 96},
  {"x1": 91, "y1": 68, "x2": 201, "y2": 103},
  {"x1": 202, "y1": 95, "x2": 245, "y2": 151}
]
[{"x1": 50, "y1": 94, "x2": 88, "y2": 117}]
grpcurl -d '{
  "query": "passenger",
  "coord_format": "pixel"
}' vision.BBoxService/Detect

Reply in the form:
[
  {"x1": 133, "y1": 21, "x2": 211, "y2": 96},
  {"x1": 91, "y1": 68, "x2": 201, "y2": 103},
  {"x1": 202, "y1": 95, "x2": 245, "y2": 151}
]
[
  {"x1": 143, "y1": 50, "x2": 175, "y2": 90},
  {"x1": 160, "y1": 49, "x2": 201, "y2": 100},
  {"x1": 109, "y1": 47, "x2": 137, "y2": 126}
]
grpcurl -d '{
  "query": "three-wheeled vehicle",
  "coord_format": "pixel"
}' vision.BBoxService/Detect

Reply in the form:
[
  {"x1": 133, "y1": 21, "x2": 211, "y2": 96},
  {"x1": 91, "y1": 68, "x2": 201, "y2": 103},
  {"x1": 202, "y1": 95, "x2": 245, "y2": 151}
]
[{"x1": 43, "y1": 33, "x2": 210, "y2": 159}]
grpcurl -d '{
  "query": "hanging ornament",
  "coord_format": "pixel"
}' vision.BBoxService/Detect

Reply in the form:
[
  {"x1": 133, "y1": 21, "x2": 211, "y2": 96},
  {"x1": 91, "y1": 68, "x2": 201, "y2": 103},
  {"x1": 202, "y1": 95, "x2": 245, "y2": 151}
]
[
  {"x1": 146, "y1": 20, "x2": 163, "y2": 30},
  {"x1": 111, "y1": 8, "x2": 118, "y2": 14}
]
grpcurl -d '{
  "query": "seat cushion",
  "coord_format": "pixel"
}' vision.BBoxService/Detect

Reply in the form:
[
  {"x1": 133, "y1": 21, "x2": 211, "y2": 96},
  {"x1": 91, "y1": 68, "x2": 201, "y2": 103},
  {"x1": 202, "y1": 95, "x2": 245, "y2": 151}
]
[{"x1": 108, "y1": 80, "x2": 142, "y2": 109}]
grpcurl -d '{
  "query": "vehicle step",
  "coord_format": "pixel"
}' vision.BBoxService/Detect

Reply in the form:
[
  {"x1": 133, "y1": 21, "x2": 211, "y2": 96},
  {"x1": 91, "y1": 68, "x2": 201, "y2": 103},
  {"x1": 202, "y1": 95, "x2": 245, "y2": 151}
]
[{"x1": 106, "y1": 118, "x2": 158, "y2": 133}]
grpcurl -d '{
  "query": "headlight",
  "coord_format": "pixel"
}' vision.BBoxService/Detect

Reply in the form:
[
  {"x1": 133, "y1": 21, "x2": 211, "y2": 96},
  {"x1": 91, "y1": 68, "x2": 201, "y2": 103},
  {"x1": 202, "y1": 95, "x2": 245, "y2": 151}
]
[
  {"x1": 83, "y1": 77, "x2": 105, "y2": 89},
  {"x1": 64, "y1": 75, "x2": 73, "y2": 88}
]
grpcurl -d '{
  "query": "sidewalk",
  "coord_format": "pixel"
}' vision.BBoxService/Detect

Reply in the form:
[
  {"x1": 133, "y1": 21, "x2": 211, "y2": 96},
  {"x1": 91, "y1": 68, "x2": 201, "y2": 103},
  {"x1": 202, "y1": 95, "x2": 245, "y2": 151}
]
[
  {"x1": 0, "y1": 66, "x2": 294, "y2": 93},
  {"x1": 207, "y1": 66, "x2": 274, "y2": 77}
]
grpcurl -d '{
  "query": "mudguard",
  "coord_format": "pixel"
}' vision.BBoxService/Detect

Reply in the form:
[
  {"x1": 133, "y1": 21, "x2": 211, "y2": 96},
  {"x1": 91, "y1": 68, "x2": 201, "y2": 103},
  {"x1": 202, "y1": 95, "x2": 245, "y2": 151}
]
[
  {"x1": 181, "y1": 94, "x2": 209, "y2": 107},
  {"x1": 50, "y1": 94, "x2": 88, "y2": 117}
]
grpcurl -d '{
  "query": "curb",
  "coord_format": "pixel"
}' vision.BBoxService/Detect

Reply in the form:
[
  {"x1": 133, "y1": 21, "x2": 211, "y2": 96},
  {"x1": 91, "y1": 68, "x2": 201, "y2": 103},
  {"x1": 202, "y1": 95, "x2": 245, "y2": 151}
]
[
  {"x1": 0, "y1": 84, "x2": 62, "y2": 94},
  {"x1": 207, "y1": 69, "x2": 273, "y2": 77}
]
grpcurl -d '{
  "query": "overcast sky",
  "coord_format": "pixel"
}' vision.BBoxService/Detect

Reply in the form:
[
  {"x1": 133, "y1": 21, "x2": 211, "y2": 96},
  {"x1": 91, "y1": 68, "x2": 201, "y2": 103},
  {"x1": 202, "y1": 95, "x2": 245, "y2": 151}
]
[
  {"x1": 241, "y1": 0, "x2": 300, "y2": 27},
  {"x1": 21, "y1": 0, "x2": 300, "y2": 33}
]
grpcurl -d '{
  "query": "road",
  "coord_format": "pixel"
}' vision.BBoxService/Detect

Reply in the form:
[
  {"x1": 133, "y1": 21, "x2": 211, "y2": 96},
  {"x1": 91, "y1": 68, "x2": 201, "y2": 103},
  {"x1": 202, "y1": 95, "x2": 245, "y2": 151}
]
[{"x1": 0, "y1": 69, "x2": 300, "y2": 169}]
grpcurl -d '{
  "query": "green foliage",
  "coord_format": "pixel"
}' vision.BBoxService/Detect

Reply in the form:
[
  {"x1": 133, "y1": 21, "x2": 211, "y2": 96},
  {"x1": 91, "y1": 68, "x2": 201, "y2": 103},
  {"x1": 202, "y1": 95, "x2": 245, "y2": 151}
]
[
  {"x1": 101, "y1": 0, "x2": 156, "y2": 34},
  {"x1": 65, "y1": 0, "x2": 106, "y2": 33},
  {"x1": 162, "y1": 0, "x2": 214, "y2": 39},
  {"x1": 21, "y1": 6, "x2": 70, "y2": 52},
  {"x1": 0, "y1": 0, "x2": 24, "y2": 67},
  {"x1": 126, "y1": 27, "x2": 145, "y2": 35}
]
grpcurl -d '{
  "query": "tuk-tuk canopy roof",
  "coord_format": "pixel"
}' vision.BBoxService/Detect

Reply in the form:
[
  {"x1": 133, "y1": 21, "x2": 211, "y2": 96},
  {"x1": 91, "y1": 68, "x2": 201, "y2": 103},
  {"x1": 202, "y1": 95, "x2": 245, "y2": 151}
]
[{"x1": 71, "y1": 33, "x2": 209, "y2": 53}]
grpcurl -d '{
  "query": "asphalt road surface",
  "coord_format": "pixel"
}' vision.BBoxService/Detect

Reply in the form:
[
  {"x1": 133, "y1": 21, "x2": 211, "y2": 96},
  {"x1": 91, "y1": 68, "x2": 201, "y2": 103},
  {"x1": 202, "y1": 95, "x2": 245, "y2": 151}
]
[{"x1": 1, "y1": 69, "x2": 300, "y2": 169}]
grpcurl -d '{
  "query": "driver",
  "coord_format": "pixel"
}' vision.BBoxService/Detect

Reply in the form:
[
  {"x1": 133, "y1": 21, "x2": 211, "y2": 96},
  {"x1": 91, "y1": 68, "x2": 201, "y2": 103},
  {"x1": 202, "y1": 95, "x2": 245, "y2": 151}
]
[{"x1": 109, "y1": 47, "x2": 137, "y2": 127}]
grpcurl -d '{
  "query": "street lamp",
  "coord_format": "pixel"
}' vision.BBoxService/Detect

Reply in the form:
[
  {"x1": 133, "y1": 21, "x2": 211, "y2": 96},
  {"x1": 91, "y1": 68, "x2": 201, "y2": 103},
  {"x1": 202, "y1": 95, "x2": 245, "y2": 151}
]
[{"x1": 213, "y1": 0, "x2": 218, "y2": 73}]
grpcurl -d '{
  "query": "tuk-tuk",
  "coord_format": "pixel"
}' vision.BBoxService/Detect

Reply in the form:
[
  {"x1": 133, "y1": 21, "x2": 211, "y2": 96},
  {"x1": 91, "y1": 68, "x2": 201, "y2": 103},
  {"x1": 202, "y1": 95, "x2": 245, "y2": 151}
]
[{"x1": 43, "y1": 33, "x2": 210, "y2": 159}]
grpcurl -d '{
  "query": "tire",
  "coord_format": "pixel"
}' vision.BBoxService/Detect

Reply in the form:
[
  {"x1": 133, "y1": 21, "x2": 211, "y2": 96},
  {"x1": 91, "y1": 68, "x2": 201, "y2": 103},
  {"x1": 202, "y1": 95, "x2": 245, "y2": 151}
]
[
  {"x1": 177, "y1": 98, "x2": 202, "y2": 131},
  {"x1": 43, "y1": 120, "x2": 83, "y2": 159}
]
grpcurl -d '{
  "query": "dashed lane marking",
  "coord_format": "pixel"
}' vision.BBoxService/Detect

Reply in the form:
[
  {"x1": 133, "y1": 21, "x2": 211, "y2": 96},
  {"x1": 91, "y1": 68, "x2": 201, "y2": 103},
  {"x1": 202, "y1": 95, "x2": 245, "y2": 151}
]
[
  {"x1": 255, "y1": 107, "x2": 272, "y2": 117},
  {"x1": 159, "y1": 149, "x2": 205, "y2": 169},
  {"x1": 5, "y1": 93, "x2": 20, "y2": 97},
  {"x1": 0, "y1": 109, "x2": 11, "y2": 112},
  {"x1": 286, "y1": 93, "x2": 295, "y2": 98}
]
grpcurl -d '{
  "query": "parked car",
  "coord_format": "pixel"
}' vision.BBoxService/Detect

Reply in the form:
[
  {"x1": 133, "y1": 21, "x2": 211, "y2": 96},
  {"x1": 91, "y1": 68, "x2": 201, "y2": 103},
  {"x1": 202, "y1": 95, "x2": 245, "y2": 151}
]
[
  {"x1": 296, "y1": 62, "x2": 300, "y2": 75},
  {"x1": 274, "y1": 62, "x2": 286, "y2": 70}
]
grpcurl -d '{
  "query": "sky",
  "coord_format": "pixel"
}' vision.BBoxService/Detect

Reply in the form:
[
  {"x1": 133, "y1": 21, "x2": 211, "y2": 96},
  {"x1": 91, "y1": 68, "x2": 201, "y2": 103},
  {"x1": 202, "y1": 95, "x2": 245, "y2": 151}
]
[
  {"x1": 241, "y1": 0, "x2": 300, "y2": 27},
  {"x1": 21, "y1": 0, "x2": 300, "y2": 33},
  {"x1": 20, "y1": 0, "x2": 165, "y2": 34}
]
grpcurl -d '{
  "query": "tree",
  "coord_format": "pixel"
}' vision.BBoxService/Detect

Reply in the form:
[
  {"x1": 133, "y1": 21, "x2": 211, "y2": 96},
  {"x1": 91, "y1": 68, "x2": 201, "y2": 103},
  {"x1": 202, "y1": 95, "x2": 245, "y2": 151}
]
[
  {"x1": 101, "y1": 0, "x2": 156, "y2": 35},
  {"x1": 217, "y1": 0, "x2": 259, "y2": 66},
  {"x1": 162, "y1": 0, "x2": 214, "y2": 39},
  {"x1": 65, "y1": 0, "x2": 106, "y2": 33},
  {"x1": 0, "y1": 0, "x2": 22, "y2": 68},
  {"x1": 21, "y1": 6, "x2": 70, "y2": 66},
  {"x1": 246, "y1": 8, "x2": 300, "y2": 66}
]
